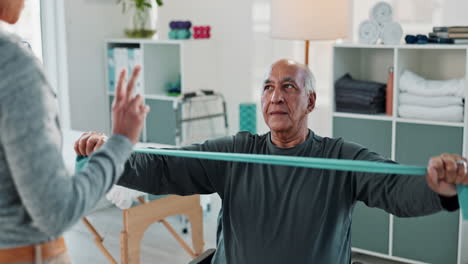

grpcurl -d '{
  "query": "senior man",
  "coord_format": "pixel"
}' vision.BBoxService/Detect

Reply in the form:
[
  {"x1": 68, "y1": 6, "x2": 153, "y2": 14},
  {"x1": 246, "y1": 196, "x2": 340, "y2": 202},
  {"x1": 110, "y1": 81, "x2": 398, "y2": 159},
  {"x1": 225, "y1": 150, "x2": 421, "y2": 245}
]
[{"x1": 76, "y1": 59, "x2": 465, "y2": 263}]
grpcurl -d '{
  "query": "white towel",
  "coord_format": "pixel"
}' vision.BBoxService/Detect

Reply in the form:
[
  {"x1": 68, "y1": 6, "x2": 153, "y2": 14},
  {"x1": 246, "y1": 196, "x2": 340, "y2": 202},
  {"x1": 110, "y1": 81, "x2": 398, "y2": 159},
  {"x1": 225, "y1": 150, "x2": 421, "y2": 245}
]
[
  {"x1": 398, "y1": 104, "x2": 464, "y2": 122},
  {"x1": 399, "y1": 93, "x2": 464, "y2": 107},
  {"x1": 106, "y1": 185, "x2": 147, "y2": 210},
  {"x1": 399, "y1": 70, "x2": 466, "y2": 97},
  {"x1": 381, "y1": 22, "x2": 403, "y2": 45},
  {"x1": 359, "y1": 20, "x2": 381, "y2": 45},
  {"x1": 370, "y1": 2, "x2": 393, "y2": 25}
]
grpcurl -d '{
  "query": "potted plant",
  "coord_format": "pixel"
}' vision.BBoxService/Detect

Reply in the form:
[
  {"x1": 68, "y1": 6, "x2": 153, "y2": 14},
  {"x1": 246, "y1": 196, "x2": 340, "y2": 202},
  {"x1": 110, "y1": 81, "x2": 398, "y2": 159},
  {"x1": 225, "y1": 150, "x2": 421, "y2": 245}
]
[{"x1": 117, "y1": 0, "x2": 164, "y2": 38}]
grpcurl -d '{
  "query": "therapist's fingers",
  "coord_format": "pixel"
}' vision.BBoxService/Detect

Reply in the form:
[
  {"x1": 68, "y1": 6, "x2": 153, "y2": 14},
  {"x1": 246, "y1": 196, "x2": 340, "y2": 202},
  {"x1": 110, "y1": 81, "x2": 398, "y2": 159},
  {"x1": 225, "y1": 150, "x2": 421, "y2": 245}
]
[
  {"x1": 125, "y1": 66, "x2": 141, "y2": 102},
  {"x1": 114, "y1": 69, "x2": 127, "y2": 106},
  {"x1": 129, "y1": 94, "x2": 144, "y2": 111}
]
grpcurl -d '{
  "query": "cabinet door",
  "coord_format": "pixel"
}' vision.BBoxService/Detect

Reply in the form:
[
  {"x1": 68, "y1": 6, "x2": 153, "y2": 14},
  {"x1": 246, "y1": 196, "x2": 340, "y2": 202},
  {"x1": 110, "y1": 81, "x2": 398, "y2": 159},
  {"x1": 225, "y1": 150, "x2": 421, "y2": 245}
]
[
  {"x1": 145, "y1": 98, "x2": 179, "y2": 145},
  {"x1": 333, "y1": 117, "x2": 392, "y2": 254},
  {"x1": 394, "y1": 123, "x2": 461, "y2": 264}
]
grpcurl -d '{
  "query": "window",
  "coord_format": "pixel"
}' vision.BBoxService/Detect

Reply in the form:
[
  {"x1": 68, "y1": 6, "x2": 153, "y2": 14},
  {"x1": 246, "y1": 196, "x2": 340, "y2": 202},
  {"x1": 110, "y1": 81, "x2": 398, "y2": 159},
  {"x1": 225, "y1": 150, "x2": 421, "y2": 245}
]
[{"x1": 0, "y1": 0, "x2": 43, "y2": 61}]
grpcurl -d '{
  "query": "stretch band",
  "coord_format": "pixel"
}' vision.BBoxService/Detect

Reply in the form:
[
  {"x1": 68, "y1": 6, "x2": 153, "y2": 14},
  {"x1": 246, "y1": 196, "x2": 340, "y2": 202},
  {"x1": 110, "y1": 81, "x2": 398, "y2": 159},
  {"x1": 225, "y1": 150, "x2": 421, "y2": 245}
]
[
  {"x1": 80, "y1": 148, "x2": 468, "y2": 219},
  {"x1": 134, "y1": 148, "x2": 427, "y2": 175}
]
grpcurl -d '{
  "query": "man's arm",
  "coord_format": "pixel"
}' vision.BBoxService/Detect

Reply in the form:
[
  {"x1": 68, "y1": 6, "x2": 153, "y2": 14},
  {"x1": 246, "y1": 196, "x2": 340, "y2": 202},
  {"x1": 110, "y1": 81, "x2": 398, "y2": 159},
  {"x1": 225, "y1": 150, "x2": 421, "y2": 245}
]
[
  {"x1": 116, "y1": 136, "x2": 235, "y2": 197},
  {"x1": 342, "y1": 141, "x2": 459, "y2": 217}
]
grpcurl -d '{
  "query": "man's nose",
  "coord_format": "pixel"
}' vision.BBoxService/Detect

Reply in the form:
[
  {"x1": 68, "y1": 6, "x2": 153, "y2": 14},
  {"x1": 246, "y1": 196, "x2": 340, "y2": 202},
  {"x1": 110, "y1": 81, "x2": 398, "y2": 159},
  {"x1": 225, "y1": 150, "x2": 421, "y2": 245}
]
[{"x1": 271, "y1": 88, "x2": 284, "y2": 104}]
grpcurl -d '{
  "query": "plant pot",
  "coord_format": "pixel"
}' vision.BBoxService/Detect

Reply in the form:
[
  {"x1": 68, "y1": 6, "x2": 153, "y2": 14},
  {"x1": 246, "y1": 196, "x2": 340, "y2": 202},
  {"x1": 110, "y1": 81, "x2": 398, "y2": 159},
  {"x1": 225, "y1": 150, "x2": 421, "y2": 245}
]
[
  {"x1": 125, "y1": 4, "x2": 158, "y2": 39},
  {"x1": 125, "y1": 28, "x2": 156, "y2": 38}
]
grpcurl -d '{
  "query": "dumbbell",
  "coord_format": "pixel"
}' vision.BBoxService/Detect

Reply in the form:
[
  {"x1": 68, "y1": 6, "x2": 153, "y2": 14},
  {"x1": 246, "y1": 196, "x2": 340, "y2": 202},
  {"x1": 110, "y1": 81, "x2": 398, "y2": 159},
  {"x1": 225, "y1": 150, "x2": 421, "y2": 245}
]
[
  {"x1": 168, "y1": 29, "x2": 192, "y2": 40},
  {"x1": 193, "y1": 26, "x2": 211, "y2": 39},
  {"x1": 169, "y1": 21, "x2": 192, "y2": 30}
]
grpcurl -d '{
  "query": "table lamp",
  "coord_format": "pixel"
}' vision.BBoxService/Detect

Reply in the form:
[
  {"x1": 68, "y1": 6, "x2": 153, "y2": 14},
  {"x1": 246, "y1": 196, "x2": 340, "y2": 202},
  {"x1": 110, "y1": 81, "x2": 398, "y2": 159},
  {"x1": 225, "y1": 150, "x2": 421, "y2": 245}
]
[{"x1": 271, "y1": 0, "x2": 350, "y2": 65}]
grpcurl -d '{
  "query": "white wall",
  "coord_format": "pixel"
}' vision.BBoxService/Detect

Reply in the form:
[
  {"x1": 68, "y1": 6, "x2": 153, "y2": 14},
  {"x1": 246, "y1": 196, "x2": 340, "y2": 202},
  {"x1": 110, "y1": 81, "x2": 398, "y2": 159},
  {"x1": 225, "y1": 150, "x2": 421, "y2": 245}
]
[
  {"x1": 64, "y1": 0, "x2": 128, "y2": 132},
  {"x1": 157, "y1": 0, "x2": 253, "y2": 135},
  {"x1": 441, "y1": 1, "x2": 468, "y2": 25},
  {"x1": 63, "y1": 0, "x2": 468, "y2": 136},
  {"x1": 64, "y1": 0, "x2": 252, "y2": 135}
]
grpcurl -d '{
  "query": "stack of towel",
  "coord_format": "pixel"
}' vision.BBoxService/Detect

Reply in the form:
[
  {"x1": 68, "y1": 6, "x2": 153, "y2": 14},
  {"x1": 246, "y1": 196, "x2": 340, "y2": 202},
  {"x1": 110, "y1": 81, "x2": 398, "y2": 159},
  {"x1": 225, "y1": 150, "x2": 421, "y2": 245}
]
[
  {"x1": 399, "y1": 70, "x2": 465, "y2": 122},
  {"x1": 335, "y1": 73, "x2": 386, "y2": 114}
]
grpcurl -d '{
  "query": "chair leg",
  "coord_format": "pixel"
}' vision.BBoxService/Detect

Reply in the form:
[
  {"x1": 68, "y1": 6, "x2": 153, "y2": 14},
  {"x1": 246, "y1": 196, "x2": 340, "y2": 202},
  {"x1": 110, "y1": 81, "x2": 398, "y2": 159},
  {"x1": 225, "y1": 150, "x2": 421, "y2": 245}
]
[
  {"x1": 82, "y1": 218, "x2": 118, "y2": 264},
  {"x1": 138, "y1": 196, "x2": 196, "y2": 258},
  {"x1": 186, "y1": 206, "x2": 205, "y2": 255},
  {"x1": 160, "y1": 219, "x2": 196, "y2": 258},
  {"x1": 121, "y1": 230, "x2": 145, "y2": 264}
]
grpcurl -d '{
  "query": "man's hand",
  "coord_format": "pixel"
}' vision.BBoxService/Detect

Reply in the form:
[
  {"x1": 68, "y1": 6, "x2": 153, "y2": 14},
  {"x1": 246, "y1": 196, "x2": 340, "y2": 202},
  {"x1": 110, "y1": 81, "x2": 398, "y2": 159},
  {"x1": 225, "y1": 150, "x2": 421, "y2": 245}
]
[
  {"x1": 74, "y1": 132, "x2": 108, "y2": 156},
  {"x1": 112, "y1": 65, "x2": 150, "y2": 144},
  {"x1": 426, "y1": 153, "x2": 468, "y2": 197}
]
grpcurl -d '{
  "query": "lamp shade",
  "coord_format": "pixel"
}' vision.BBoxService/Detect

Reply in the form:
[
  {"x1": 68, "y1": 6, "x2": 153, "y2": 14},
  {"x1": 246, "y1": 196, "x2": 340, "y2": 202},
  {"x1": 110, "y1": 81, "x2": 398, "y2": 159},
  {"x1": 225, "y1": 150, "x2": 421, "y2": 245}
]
[{"x1": 271, "y1": 0, "x2": 350, "y2": 40}]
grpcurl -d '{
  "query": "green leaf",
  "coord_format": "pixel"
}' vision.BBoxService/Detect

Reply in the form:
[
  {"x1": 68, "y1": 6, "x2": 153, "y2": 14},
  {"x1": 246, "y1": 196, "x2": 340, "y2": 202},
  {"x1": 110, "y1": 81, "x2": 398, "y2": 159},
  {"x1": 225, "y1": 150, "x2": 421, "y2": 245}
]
[{"x1": 155, "y1": 0, "x2": 163, "y2": 7}]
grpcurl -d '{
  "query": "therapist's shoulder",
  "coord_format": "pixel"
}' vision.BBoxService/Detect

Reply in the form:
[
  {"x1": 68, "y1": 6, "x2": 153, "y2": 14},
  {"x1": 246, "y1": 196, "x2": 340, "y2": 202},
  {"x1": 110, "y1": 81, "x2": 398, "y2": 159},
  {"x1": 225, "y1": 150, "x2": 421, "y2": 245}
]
[
  {"x1": 0, "y1": 31, "x2": 45, "y2": 96},
  {"x1": 0, "y1": 31, "x2": 33, "y2": 64}
]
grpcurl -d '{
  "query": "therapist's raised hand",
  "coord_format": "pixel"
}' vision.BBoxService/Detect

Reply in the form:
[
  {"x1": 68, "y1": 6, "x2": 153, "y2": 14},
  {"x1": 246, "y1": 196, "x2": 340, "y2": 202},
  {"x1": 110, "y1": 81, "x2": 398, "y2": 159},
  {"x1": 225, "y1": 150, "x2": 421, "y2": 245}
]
[
  {"x1": 112, "y1": 66, "x2": 149, "y2": 144},
  {"x1": 426, "y1": 153, "x2": 468, "y2": 197}
]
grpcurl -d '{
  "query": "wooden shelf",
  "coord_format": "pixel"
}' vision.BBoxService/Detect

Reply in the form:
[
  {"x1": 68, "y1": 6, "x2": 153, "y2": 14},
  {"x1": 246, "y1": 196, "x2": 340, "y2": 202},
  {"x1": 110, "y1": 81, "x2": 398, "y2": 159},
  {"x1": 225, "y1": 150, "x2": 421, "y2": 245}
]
[
  {"x1": 335, "y1": 42, "x2": 468, "y2": 50},
  {"x1": 395, "y1": 117, "x2": 464, "y2": 128},
  {"x1": 332, "y1": 112, "x2": 465, "y2": 127},
  {"x1": 332, "y1": 44, "x2": 467, "y2": 264}
]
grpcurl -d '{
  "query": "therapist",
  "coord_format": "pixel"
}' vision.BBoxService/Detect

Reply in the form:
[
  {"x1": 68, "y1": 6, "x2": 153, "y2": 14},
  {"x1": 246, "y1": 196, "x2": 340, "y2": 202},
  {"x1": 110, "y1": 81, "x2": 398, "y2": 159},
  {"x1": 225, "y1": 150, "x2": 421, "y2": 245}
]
[{"x1": 0, "y1": 1, "x2": 149, "y2": 263}]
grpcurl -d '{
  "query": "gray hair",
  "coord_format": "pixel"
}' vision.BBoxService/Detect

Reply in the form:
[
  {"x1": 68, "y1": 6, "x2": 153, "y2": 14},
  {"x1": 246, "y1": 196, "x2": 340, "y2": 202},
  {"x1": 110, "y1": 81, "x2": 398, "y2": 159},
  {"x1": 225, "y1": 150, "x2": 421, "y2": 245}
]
[
  {"x1": 303, "y1": 66, "x2": 316, "y2": 93},
  {"x1": 264, "y1": 59, "x2": 316, "y2": 94}
]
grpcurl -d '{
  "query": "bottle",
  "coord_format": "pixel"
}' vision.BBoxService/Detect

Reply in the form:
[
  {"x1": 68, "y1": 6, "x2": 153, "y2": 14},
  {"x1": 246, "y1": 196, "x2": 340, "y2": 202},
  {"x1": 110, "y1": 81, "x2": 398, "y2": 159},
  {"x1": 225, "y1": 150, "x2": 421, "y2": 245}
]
[{"x1": 386, "y1": 67, "x2": 394, "y2": 116}]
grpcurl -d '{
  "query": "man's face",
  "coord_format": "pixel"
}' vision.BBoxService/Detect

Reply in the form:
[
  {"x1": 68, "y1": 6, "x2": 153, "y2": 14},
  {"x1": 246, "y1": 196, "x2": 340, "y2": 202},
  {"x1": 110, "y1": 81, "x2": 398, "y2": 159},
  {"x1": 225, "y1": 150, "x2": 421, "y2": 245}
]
[{"x1": 261, "y1": 61, "x2": 315, "y2": 134}]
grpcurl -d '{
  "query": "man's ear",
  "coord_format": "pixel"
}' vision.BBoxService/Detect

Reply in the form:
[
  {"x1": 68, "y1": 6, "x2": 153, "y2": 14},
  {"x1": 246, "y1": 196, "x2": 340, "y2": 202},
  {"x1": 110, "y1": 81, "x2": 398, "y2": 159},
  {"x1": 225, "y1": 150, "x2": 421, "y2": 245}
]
[{"x1": 307, "y1": 91, "x2": 316, "y2": 113}]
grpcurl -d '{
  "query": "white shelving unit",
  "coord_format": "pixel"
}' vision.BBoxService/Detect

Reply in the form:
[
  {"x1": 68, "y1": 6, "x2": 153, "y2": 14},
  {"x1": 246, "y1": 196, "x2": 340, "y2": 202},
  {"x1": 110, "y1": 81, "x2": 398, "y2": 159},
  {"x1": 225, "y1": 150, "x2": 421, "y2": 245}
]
[
  {"x1": 105, "y1": 39, "x2": 221, "y2": 145},
  {"x1": 332, "y1": 43, "x2": 468, "y2": 264}
]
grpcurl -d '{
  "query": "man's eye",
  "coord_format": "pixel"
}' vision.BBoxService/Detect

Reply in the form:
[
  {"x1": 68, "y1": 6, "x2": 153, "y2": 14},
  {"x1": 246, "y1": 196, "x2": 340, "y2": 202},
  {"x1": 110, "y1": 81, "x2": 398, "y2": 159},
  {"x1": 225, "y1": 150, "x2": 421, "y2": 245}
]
[
  {"x1": 284, "y1": 84, "x2": 294, "y2": 89},
  {"x1": 264, "y1": 85, "x2": 272, "y2": 90}
]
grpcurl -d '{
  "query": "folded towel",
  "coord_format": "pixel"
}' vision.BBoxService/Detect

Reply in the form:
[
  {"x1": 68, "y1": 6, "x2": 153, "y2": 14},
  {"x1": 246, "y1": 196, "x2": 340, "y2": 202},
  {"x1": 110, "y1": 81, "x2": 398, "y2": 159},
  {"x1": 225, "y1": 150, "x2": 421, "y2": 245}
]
[
  {"x1": 336, "y1": 106, "x2": 385, "y2": 115},
  {"x1": 358, "y1": 20, "x2": 381, "y2": 45},
  {"x1": 336, "y1": 99, "x2": 385, "y2": 110},
  {"x1": 398, "y1": 104, "x2": 464, "y2": 122},
  {"x1": 336, "y1": 88, "x2": 385, "y2": 98},
  {"x1": 336, "y1": 101, "x2": 385, "y2": 114},
  {"x1": 335, "y1": 73, "x2": 388, "y2": 114},
  {"x1": 399, "y1": 93, "x2": 464, "y2": 108},
  {"x1": 400, "y1": 70, "x2": 466, "y2": 97},
  {"x1": 335, "y1": 73, "x2": 386, "y2": 94},
  {"x1": 336, "y1": 93, "x2": 385, "y2": 105}
]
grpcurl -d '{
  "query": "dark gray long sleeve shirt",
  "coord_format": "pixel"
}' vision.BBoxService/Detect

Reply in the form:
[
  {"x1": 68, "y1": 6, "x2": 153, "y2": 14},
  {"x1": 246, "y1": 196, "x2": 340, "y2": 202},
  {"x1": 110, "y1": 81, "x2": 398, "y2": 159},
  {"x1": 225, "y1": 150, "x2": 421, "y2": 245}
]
[
  {"x1": 0, "y1": 31, "x2": 133, "y2": 248},
  {"x1": 118, "y1": 130, "x2": 459, "y2": 263}
]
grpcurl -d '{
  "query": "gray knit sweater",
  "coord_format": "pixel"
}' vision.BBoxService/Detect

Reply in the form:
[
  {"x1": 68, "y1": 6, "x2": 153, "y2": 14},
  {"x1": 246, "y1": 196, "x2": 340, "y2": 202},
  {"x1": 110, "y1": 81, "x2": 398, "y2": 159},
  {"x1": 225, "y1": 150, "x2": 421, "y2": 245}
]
[{"x1": 0, "y1": 31, "x2": 133, "y2": 248}]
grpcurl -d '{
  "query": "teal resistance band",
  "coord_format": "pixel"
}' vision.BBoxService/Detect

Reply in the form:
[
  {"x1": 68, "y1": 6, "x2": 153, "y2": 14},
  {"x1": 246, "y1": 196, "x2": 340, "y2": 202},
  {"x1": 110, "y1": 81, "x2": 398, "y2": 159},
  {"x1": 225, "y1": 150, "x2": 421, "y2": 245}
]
[{"x1": 80, "y1": 148, "x2": 468, "y2": 219}]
